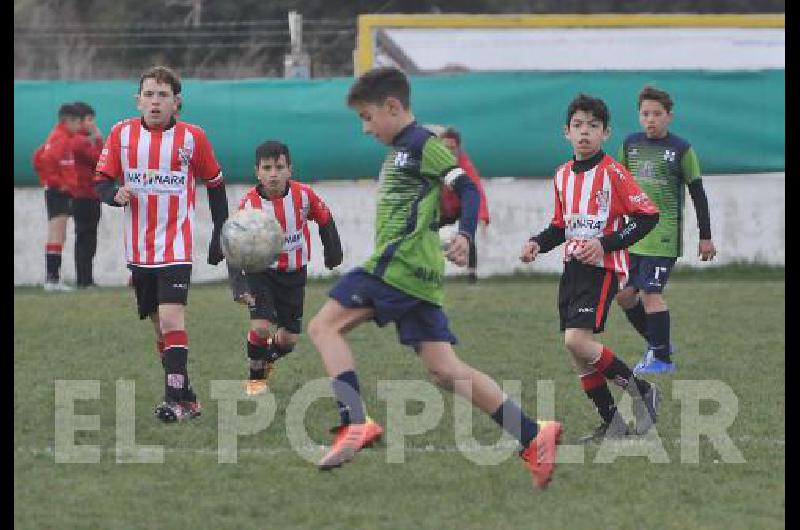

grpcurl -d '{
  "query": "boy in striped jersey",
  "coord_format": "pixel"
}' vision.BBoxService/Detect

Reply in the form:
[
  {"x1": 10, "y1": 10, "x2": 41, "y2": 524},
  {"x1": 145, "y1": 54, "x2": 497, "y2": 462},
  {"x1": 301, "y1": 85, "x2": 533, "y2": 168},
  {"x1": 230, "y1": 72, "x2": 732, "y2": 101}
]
[
  {"x1": 520, "y1": 94, "x2": 662, "y2": 443},
  {"x1": 94, "y1": 66, "x2": 230, "y2": 423},
  {"x1": 228, "y1": 140, "x2": 343, "y2": 396},
  {"x1": 307, "y1": 66, "x2": 561, "y2": 490},
  {"x1": 615, "y1": 86, "x2": 717, "y2": 374}
]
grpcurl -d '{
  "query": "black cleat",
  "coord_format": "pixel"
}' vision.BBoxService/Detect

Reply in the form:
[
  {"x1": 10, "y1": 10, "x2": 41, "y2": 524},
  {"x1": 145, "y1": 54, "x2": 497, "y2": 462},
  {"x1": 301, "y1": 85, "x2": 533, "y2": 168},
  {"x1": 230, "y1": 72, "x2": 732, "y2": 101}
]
[
  {"x1": 578, "y1": 414, "x2": 632, "y2": 444},
  {"x1": 154, "y1": 400, "x2": 202, "y2": 423}
]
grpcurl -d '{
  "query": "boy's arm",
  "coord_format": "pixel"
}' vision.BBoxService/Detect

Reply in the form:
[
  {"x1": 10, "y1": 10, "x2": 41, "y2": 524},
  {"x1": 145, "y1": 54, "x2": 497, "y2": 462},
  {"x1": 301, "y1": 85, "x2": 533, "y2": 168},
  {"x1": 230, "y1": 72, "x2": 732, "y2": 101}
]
[
  {"x1": 191, "y1": 130, "x2": 228, "y2": 265},
  {"x1": 531, "y1": 177, "x2": 566, "y2": 253},
  {"x1": 307, "y1": 188, "x2": 343, "y2": 269},
  {"x1": 681, "y1": 147, "x2": 713, "y2": 246},
  {"x1": 459, "y1": 152, "x2": 490, "y2": 224},
  {"x1": 94, "y1": 128, "x2": 128, "y2": 206}
]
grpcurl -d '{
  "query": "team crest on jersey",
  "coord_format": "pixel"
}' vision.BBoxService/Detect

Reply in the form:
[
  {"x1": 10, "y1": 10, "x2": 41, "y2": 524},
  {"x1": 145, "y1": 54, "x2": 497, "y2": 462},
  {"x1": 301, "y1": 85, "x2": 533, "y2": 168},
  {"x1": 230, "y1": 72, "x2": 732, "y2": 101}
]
[
  {"x1": 663, "y1": 150, "x2": 676, "y2": 162},
  {"x1": 178, "y1": 147, "x2": 193, "y2": 166},
  {"x1": 394, "y1": 151, "x2": 410, "y2": 167},
  {"x1": 594, "y1": 190, "x2": 610, "y2": 211}
]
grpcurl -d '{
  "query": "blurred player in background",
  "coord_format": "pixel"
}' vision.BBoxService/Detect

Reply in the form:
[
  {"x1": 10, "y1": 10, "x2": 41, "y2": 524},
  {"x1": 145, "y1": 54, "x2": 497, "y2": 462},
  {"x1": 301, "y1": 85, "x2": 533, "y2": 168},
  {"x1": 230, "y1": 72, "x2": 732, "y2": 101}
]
[
  {"x1": 32, "y1": 103, "x2": 81, "y2": 291},
  {"x1": 228, "y1": 140, "x2": 343, "y2": 396},
  {"x1": 439, "y1": 126, "x2": 490, "y2": 283},
  {"x1": 71, "y1": 101, "x2": 103, "y2": 288},
  {"x1": 615, "y1": 86, "x2": 717, "y2": 374},
  {"x1": 307, "y1": 66, "x2": 561, "y2": 489},
  {"x1": 94, "y1": 66, "x2": 229, "y2": 422},
  {"x1": 521, "y1": 94, "x2": 661, "y2": 443}
]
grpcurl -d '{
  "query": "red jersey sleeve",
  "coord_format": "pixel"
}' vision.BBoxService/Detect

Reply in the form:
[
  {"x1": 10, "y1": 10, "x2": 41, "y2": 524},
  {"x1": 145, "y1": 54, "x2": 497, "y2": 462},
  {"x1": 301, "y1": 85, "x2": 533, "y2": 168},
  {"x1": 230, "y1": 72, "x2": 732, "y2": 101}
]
[
  {"x1": 189, "y1": 127, "x2": 223, "y2": 188},
  {"x1": 550, "y1": 167, "x2": 567, "y2": 228},
  {"x1": 607, "y1": 160, "x2": 659, "y2": 216},
  {"x1": 95, "y1": 126, "x2": 122, "y2": 183},
  {"x1": 307, "y1": 186, "x2": 332, "y2": 226}
]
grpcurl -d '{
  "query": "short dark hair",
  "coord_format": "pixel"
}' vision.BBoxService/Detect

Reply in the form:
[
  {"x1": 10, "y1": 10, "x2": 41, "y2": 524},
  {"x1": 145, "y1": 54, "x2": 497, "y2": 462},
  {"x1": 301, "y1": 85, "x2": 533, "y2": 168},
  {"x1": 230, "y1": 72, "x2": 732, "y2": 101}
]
[
  {"x1": 72, "y1": 101, "x2": 95, "y2": 118},
  {"x1": 566, "y1": 93, "x2": 610, "y2": 129},
  {"x1": 441, "y1": 126, "x2": 461, "y2": 146},
  {"x1": 57, "y1": 103, "x2": 80, "y2": 120},
  {"x1": 346, "y1": 66, "x2": 410, "y2": 109},
  {"x1": 255, "y1": 140, "x2": 291, "y2": 166},
  {"x1": 139, "y1": 65, "x2": 181, "y2": 95},
  {"x1": 638, "y1": 86, "x2": 673, "y2": 113}
]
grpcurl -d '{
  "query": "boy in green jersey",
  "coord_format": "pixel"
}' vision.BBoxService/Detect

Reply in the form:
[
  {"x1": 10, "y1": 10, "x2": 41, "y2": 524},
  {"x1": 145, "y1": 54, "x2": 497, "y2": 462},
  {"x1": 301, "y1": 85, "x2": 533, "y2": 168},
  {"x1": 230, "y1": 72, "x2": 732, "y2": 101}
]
[
  {"x1": 615, "y1": 86, "x2": 717, "y2": 374},
  {"x1": 307, "y1": 66, "x2": 561, "y2": 489}
]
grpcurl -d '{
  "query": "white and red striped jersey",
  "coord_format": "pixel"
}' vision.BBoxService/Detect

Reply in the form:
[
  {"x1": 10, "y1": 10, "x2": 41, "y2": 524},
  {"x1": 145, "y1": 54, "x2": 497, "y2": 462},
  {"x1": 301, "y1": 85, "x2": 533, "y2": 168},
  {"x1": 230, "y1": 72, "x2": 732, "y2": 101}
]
[
  {"x1": 238, "y1": 181, "x2": 333, "y2": 272},
  {"x1": 550, "y1": 154, "x2": 658, "y2": 285},
  {"x1": 95, "y1": 117, "x2": 223, "y2": 267}
]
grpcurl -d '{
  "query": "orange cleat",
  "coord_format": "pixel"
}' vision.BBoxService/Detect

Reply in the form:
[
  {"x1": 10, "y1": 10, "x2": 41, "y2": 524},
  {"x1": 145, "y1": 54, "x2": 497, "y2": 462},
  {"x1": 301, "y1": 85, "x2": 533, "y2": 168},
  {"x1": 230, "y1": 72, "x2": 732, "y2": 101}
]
[
  {"x1": 318, "y1": 417, "x2": 383, "y2": 470},
  {"x1": 520, "y1": 421, "x2": 562, "y2": 489},
  {"x1": 244, "y1": 363, "x2": 275, "y2": 396}
]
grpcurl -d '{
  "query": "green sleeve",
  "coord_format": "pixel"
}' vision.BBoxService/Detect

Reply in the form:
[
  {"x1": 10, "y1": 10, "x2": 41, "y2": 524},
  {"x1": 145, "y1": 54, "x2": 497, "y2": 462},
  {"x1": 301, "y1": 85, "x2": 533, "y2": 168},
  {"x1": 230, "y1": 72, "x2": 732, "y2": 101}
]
[
  {"x1": 617, "y1": 144, "x2": 627, "y2": 168},
  {"x1": 420, "y1": 137, "x2": 457, "y2": 181},
  {"x1": 681, "y1": 147, "x2": 702, "y2": 184}
]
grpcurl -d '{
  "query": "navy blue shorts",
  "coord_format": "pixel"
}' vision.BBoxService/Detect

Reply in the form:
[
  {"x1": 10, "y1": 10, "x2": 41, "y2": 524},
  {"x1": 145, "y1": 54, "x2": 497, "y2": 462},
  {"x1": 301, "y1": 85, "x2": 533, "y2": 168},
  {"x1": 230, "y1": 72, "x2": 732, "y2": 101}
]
[
  {"x1": 329, "y1": 268, "x2": 457, "y2": 348},
  {"x1": 627, "y1": 254, "x2": 678, "y2": 294}
]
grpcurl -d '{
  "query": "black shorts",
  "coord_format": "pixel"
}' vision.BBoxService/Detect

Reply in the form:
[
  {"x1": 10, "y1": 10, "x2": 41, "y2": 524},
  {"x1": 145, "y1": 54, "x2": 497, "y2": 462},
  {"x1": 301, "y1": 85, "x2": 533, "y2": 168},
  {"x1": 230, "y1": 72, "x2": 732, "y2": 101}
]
[
  {"x1": 129, "y1": 264, "x2": 192, "y2": 320},
  {"x1": 45, "y1": 188, "x2": 73, "y2": 219},
  {"x1": 558, "y1": 260, "x2": 619, "y2": 333},
  {"x1": 627, "y1": 254, "x2": 678, "y2": 294},
  {"x1": 246, "y1": 267, "x2": 307, "y2": 334}
]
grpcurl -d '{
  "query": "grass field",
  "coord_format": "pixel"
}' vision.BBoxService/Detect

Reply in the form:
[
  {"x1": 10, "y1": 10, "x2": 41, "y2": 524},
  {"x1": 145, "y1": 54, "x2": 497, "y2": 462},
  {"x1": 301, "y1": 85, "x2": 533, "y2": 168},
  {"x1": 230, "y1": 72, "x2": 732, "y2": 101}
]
[{"x1": 15, "y1": 269, "x2": 785, "y2": 529}]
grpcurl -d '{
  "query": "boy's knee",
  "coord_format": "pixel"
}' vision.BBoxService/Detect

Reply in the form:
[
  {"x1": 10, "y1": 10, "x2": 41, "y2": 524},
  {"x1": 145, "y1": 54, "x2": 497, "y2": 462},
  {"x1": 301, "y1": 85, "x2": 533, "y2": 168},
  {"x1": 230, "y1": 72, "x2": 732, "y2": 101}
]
[
  {"x1": 307, "y1": 315, "x2": 325, "y2": 340},
  {"x1": 642, "y1": 293, "x2": 667, "y2": 312},
  {"x1": 564, "y1": 331, "x2": 590, "y2": 356},
  {"x1": 616, "y1": 289, "x2": 638, "y2": 309},
  {"x1": 250, "y1": 324, "x2": 271, "y2": 340},
  {"x1": 427, "y1": 367, "x2": 456, "y2": 391}
]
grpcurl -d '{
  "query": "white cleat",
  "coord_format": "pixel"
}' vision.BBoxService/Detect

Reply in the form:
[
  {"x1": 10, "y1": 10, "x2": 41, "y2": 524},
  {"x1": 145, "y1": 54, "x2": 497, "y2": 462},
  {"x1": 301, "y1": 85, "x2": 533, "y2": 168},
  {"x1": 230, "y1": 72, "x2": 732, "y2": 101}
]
[{"x1": 44, "y1": 281, "x2": 74, "y2": 292}]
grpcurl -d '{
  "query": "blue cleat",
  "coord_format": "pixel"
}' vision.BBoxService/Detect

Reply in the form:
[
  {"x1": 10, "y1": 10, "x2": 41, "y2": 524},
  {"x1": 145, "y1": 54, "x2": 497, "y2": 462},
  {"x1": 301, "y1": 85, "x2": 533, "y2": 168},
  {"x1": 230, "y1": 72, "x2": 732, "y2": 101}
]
[{"x1": 634, "y1": 350, "x2": 676, "y2": 374}]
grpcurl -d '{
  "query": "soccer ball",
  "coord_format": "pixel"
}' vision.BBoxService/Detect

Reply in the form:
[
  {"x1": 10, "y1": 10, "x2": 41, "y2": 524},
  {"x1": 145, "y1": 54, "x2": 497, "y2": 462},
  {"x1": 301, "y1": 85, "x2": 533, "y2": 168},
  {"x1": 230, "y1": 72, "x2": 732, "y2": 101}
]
[{"x1": 220, "y1": 208, "x2": 285, "y2": 272}]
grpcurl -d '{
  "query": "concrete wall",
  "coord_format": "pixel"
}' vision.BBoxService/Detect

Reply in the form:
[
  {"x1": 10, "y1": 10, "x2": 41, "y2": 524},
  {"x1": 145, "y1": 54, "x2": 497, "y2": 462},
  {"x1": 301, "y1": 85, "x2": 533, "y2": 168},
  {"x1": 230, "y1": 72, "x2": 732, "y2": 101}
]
[{"x1": 14, "y1": 173, "x2": 784, "y2": 286}]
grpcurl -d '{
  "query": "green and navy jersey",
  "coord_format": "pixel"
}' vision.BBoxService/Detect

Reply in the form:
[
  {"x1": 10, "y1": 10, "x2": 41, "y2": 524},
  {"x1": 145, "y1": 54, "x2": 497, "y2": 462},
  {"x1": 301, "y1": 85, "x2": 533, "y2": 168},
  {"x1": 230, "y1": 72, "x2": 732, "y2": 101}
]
[
  {"x1": 363, "y1": 121, "x2": 459, "y2": 305},
  {"x1": 618, "y1": 132, "x2": 702, "y2": 257}
]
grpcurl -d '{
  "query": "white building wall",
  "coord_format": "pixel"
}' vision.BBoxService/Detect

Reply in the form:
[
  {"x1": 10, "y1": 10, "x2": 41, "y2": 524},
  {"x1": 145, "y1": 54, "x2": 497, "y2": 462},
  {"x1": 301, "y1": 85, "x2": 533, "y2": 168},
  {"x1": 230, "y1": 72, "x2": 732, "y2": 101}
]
[{"x1": 14, "y1": 173, "x2": 784, "y2": 286}]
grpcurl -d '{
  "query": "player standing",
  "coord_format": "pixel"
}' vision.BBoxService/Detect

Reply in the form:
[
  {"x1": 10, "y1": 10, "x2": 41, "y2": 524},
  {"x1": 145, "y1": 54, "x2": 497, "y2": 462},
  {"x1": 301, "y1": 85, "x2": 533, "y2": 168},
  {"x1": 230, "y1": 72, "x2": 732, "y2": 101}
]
[
  {"x1": 94, "y1": 66, "x2": 229, "y2": 422},
  {"x1": 306, "y1": 66, "x2": 561, "y2": 489},
  {"x1": 520, "y1": 94, "x2": 661, "y2": 442},
  {"x1": 71, "y1": 101, "x2": 104, "y2": 288},
  {"x1": 33, "y1": 103, "x2": 81, "y2": 291},
  {"x1": 228, "y1": 140, "x2": 343, "y2": 396},
  {"x1": 615, "y1": 86, "x2": 717, "y2": 373}
]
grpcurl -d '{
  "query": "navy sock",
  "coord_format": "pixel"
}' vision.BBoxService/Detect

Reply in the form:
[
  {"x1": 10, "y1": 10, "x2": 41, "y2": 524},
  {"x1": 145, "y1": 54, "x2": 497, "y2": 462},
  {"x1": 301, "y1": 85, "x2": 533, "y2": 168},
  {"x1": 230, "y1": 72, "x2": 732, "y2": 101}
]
[
  {"x1": 624, "y1": 300, "x2": 649, "y2": 341},
  {"x1": 332, "y1": 370, "x2": 365, "y2": 425},
  {"x1": 647, "y1": 310, "x2": 671, "y2": 362},
  {"x1": 490, "y1": 399, "x2": 539, "y2": 447}
]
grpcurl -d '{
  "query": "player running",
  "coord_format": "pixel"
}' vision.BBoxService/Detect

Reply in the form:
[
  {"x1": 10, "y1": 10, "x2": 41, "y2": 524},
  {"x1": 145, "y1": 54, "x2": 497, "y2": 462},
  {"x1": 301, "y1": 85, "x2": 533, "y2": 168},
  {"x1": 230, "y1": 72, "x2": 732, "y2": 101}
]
[
  {"x1": 94, "y1": 66, "x2": 229, "y2": 422},
  {"x1": 306, "y1": 66, "x2": 561, "y2": 489},
  {"x1": 228, "y1": 140, "x2": 343, "y2": 396},
  {"x1": 614, "y1": 86, "x2": 717, "y2": 373},
  {"x1": 520, "y1": 94, "x2": 662, "y2": 443}
]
